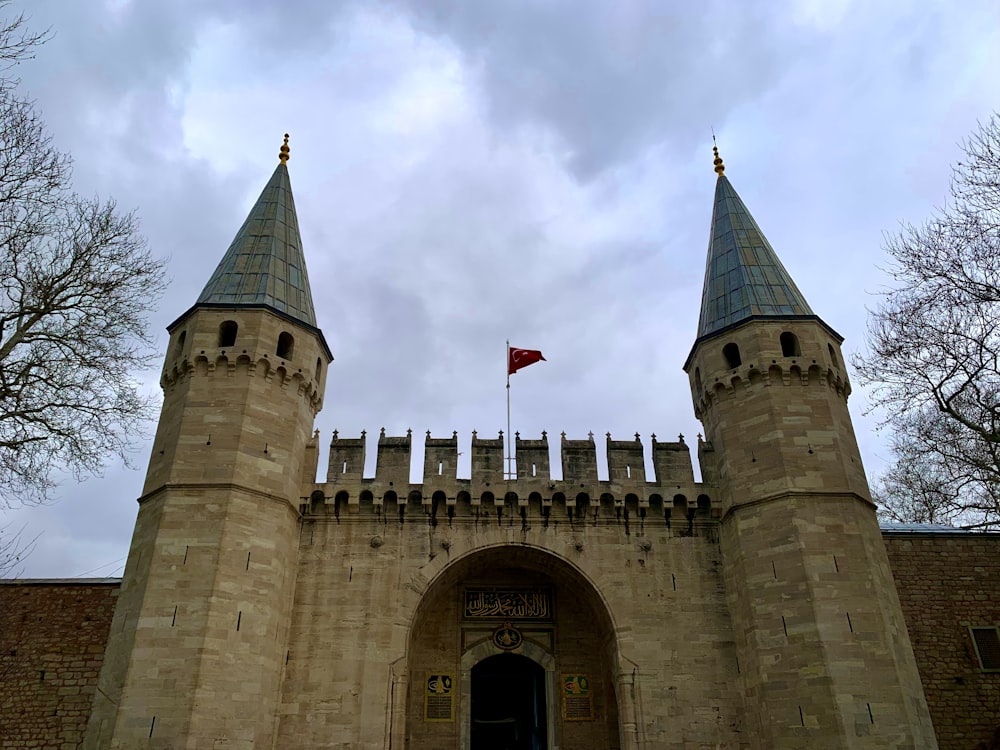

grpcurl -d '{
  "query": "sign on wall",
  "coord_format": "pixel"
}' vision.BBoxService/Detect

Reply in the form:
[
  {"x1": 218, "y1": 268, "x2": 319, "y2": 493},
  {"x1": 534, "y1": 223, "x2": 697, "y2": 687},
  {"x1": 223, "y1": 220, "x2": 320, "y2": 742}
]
[
  {"x1": 424, "y1": 673, "x2": 455, "y2": 722},
  {"x1": 464, "y1": 589, "x2": 552, "y2": 620},
  {"x1": 562, "y1": 674, "x2": 594, "y2": 721}
]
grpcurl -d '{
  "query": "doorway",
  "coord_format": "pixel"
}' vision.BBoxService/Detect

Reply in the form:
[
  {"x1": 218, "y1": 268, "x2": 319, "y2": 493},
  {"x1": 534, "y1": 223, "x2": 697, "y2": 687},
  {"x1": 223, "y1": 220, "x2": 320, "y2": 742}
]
[{"x1": 471, "y1": 654, "x2": 546, "y2": 750}]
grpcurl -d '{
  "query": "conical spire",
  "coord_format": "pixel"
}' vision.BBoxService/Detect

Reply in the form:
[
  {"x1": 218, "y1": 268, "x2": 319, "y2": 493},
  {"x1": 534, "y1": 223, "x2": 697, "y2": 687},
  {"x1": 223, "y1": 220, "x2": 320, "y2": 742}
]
[
  {"x1": 197, "y1": 135, "x2": 317, "y2": 327},
  {"x1": 696, "y1": 153, "x2": 813, "y2": 340}
]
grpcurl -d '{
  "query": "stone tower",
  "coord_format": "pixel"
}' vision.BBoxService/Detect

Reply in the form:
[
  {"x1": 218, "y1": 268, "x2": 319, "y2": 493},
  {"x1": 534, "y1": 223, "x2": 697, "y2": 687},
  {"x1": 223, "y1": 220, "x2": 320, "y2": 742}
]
[
  {"x1": 683, "y1": 149, "x2": 936, "y2": 747},
  {"x1": 84, "y1": 136, "x2": 331, "y2": 749}
]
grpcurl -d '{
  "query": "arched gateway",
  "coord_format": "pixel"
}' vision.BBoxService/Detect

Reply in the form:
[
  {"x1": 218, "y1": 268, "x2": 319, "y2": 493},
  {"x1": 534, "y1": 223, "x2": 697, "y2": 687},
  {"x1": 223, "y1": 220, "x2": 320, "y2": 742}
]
[{"x1": 402, "y1": 545, "x2": 623, "y2": 749}]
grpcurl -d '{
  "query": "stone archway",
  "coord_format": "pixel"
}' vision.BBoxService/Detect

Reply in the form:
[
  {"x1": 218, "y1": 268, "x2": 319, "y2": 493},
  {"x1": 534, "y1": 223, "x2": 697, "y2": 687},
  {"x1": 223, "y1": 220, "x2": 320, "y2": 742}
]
[{"x1": 402, "y1": 545, "x2": 622, "y2": 750}]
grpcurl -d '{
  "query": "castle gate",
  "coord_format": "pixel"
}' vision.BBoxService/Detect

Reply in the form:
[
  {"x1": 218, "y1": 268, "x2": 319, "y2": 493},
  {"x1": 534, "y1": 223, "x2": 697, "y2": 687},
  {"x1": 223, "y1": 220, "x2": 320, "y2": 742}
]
[{"x1": 404, "y1": 545, "x2": 622, "y2": 749}]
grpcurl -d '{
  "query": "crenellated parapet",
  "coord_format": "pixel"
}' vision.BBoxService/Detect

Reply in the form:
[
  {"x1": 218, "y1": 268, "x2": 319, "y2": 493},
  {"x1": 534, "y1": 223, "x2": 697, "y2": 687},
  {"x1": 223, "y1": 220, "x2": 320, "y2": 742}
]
[{"x1": 309, "y1": 429, "x2": 718, "y2": 527}]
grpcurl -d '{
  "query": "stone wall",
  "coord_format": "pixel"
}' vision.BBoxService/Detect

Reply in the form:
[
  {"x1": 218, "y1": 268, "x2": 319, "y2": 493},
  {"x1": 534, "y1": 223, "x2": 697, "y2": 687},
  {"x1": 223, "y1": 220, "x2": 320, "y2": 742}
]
[
  {"x1": 0, "y1": 580, "x2": 118, "y2": 749},
  {"x1": 883, "y1": 532, "x2": 1000, "y2": 750},
  {"x1": 278, "y1": 509, "x2": 743, "y2": 749},
  {"x1": 4, "y1": 531, "x2": 1000, "y2": 749}
]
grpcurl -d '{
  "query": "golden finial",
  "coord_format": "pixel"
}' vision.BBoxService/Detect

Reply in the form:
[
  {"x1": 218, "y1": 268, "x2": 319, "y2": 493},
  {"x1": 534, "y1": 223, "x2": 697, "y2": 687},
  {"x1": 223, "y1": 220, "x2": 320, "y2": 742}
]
[
  {"x1": 278, "y1": 133, "x2": 290, "y2": 164},
  {"x1": 712, "y1": 133, "x2": 725, "y2": 177}
]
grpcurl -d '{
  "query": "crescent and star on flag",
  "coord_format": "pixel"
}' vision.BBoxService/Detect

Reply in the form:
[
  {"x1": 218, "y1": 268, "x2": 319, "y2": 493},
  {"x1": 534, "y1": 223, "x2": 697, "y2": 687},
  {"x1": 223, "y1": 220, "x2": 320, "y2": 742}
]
[{"x1": 508, "y1": 346, "x2": 546, "y2": 376}]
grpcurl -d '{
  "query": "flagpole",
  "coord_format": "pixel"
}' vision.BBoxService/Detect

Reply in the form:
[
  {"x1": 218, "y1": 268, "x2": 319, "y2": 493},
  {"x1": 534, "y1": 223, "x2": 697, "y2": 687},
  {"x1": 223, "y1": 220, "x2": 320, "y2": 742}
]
[{"x1": 506, "y1": 339, "x2": 512, "y2": 480}]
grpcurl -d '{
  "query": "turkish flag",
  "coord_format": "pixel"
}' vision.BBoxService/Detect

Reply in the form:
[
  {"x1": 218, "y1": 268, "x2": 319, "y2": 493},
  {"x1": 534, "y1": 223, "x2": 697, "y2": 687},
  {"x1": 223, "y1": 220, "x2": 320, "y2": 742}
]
[{"x1": 508, "y1": 346, "x2": 546, "y2": 375}]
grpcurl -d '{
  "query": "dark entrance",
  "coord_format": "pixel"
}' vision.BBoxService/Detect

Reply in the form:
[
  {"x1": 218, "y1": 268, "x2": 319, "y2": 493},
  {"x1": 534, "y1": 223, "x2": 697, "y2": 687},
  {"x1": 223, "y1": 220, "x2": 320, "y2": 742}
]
[{"x1": 471, "y1": 654, "x2": 547, "y2": 750}]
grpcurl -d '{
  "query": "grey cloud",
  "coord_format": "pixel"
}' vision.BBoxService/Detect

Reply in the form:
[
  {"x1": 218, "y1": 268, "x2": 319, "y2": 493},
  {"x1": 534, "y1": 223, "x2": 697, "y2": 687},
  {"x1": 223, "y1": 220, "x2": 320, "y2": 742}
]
[
  {"x1": 1, "y1": 0, "x2": 997, "y2": 578},
  {"x1": 384, "y1": 1, "x2": 808, "y2": 178}
]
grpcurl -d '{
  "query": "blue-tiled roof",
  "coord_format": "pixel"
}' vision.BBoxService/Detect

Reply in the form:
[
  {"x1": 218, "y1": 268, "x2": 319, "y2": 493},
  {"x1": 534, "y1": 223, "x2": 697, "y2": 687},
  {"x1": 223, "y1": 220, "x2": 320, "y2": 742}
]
[
  {"x1": 197, "y1": 162, "x2": 317, "y2": 327},
  {"x1": 696, "y1": 175, "x2": 813, "y2": 338}
]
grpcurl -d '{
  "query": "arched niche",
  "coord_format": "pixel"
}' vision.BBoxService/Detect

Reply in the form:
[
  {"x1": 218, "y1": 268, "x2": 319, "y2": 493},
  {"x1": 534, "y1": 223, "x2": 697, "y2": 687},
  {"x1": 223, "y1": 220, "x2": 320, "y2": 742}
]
[{"x1": 400, "y1": 544, "x2": 625, "y2": 749}]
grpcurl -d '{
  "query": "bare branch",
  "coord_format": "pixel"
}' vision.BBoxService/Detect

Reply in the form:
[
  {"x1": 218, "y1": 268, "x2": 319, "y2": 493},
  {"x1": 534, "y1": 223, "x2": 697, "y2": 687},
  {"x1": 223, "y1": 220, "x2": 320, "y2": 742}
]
[
  {"x1": 856, "y1": 113, "x2": 1000, "y2": 529},
  {"x1": 0, "y1": 10, "x2": 166, "y2": 507}
]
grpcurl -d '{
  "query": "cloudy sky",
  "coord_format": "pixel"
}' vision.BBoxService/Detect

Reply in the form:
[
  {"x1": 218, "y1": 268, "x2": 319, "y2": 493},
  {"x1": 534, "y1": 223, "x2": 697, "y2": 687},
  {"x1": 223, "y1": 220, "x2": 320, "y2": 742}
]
[{"x1": 4, "y1": 0, "x2": 998, "y2": 578}]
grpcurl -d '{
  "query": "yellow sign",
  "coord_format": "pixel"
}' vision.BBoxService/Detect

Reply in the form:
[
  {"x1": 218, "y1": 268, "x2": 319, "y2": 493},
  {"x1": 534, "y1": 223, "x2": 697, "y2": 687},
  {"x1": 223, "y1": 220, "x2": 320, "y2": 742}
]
[
  {"x1": 562, "y1": 674, "x2": 593, "y2": 721},
  {"x1": 424, "y1": 673, "x2": 454, "y2": 722}
]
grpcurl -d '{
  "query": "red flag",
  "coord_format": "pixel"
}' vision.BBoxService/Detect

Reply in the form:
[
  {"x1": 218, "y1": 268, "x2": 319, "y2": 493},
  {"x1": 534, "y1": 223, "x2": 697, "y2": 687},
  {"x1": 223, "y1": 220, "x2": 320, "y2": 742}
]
[{"x1": 508, "y1": 346, "x2": 546, "y2": 375}]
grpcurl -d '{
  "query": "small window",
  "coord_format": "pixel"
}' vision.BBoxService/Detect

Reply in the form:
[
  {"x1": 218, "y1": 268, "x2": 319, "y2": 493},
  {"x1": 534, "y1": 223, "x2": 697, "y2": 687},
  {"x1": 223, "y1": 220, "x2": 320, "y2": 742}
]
[
  {"x1": 780, "y1": 332, "x2": 801, "y2": 357},
  {"x1": 828, "y1": 343, "x2": 839, "y2": 368},
  {"x1": 175, "y1": 330, "x2": 186, "y2": 356},
  {"x1": 219, "y1": 321, "x2": 238, "y2": 347},
  {"x1": 277, "y1": 332, "x2": 294, "y2": 359},
  {"x1": 723, "y1": 342, "x2": 742, "y2": 369},
  {"x1": 971, "y1": 627, "x2": 1000, "y2": 671},
  {"x1": 315, "y1": 357, "x2": 322, "y2": 380},
  {"x1": 694, "y1": 367, "x2": 703, "y2": 393}
]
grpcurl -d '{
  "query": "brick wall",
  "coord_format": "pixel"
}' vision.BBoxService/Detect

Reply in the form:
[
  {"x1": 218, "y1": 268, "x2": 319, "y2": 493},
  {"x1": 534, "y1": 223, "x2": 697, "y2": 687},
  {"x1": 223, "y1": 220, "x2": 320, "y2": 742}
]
[
  {"x1": 883, "y1": 532, "x2": 1000, "y2": 750},
  {"x1": 0, "y1": 580, "x2": 119, "y2": 749}
]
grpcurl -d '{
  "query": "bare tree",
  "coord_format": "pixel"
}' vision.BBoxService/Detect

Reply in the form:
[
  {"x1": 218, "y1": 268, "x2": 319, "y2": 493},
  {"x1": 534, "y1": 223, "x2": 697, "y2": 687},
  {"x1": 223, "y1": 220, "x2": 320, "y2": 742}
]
[
  {"x1": 0, "y1": 9, "x2": 167, "y2": 506},
  {"x1": 854, "y1": 113, "x2": 1000, "y2": 529}
]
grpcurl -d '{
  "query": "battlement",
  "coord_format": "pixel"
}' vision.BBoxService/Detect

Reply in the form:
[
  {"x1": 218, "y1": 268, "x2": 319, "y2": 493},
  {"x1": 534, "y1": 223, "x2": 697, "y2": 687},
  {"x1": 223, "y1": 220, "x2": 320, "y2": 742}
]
[{"x1": 313, "y1": 429, "x2": 716, "y2": 524}]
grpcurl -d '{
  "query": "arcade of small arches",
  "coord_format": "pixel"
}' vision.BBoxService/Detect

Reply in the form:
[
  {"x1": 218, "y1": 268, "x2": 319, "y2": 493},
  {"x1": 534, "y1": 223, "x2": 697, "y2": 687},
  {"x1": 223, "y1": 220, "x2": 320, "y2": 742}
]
[
  {"x1": 159, "y1": 353, "x2": 325, "y2": 410},
  {"x1": 692, "y1": 329, "x2": 842, "y2": 392},
  {"x1": 170, "y1": 318, "x2": 324, "y2": 381},
  {"x1": 690, "y1": 358, "x2": 852, "y2": 421},
  {"x1": 305, "y1": 487, "x2": 714, "y2": 527}
]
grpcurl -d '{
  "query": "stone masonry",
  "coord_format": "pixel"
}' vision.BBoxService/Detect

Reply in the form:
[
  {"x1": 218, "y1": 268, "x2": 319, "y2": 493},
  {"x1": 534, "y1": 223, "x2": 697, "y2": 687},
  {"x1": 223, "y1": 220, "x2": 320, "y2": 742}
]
[
  {"x1": 883, "y1": 532, "x2": 1000, "y2": 750},
  {"x1": 6, "y1": 526, "x2": 1000, "y2": 747},
  {"x1": 0, "y1": 580, "x2": 117, "y2": 749}
]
